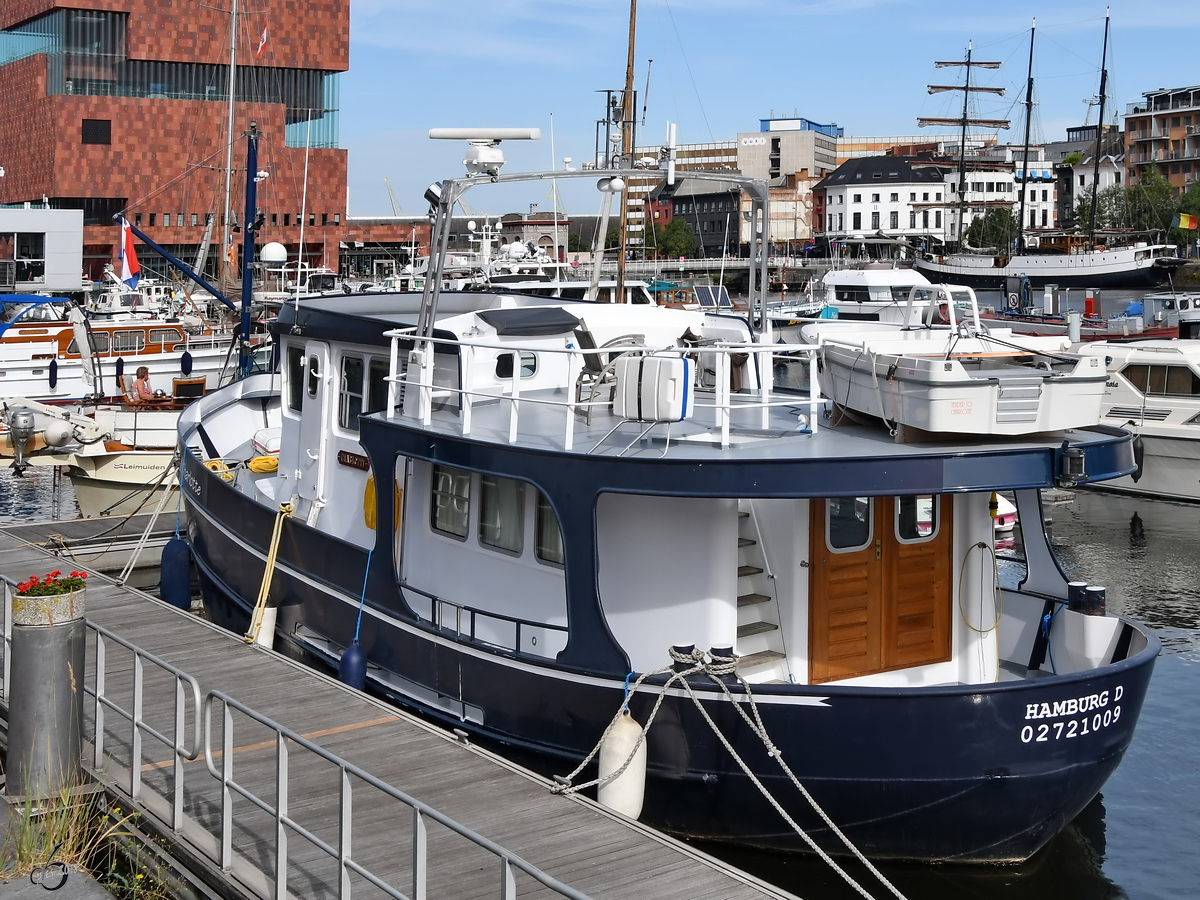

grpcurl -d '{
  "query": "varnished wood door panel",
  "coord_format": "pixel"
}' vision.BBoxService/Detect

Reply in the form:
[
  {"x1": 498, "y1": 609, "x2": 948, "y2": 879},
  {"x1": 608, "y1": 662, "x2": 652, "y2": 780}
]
[{"x1": 810, "y1": 496, "x2": 953, "y2": 684}]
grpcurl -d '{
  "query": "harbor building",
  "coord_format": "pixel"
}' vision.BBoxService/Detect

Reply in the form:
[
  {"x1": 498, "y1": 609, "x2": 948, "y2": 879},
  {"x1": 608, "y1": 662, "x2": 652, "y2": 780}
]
[
  {"x1": 1125, "y1": 86, "x2": 1200, "y2": 191},
  {"x1": 0, "y1": 0, "x2": 425, "y2": 282}
]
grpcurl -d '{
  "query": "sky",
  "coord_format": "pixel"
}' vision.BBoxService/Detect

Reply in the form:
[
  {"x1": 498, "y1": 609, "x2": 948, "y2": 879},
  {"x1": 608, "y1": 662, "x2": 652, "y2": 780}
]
[{"x1": 338, "y1": 0, "x2": 1200, "y2": 218}]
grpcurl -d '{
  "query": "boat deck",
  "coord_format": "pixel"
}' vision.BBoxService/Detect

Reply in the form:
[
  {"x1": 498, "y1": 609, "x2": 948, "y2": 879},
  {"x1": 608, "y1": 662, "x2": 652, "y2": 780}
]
[{"x1": 0, "y1": 529, "x2": 796, "y2": 900}]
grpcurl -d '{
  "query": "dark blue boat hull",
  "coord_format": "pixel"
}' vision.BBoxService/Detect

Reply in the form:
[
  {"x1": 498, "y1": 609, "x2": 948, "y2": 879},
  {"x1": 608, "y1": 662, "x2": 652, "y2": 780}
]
[{"x1": 187, "y1": 469, "x2": 1157, "y2": 863}]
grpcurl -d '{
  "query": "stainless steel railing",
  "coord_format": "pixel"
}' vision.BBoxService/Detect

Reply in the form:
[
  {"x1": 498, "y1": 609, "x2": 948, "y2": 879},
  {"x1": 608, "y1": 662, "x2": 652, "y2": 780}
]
[
  {"x1": 203, "y1": 690, "x2": 590, "y2": 900},
  {"x1": 0, "y1": 579, "x2": 590, "y2": 900}
]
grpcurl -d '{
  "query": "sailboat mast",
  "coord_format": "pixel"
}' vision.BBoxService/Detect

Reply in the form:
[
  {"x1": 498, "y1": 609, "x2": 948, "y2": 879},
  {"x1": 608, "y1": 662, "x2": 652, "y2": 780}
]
[
  {"x1": 1088, "y1": 7, "x2": 1111, "y2": 246},
  {"x1": 221, "y1": 0, "x2": 239, "y2": 258},
  {"x1": 1017, "y1": 19, "x2": 1036, "y2": 252},
  {"x1": 955, "y1": 42, "x2": 973, "y2": 250},
  {"x1": 615, "y1": 0, "x2": 636, "y2": 303}
]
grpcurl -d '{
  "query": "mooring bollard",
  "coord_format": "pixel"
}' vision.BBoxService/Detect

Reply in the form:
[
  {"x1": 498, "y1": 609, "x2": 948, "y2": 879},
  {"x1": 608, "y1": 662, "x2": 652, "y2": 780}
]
[{"x1": 7, "y1": 588, "x2": 86, "y2": 799}]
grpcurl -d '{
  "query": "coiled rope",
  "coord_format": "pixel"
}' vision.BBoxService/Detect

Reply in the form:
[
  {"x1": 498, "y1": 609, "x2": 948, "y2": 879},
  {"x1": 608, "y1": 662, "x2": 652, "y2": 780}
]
[
  {"x1": 244, "y1": 502, "x2": 294, "y2": 644},
  {"x1": 553, "y1": 646, "x2": 908, "y2": 900}
]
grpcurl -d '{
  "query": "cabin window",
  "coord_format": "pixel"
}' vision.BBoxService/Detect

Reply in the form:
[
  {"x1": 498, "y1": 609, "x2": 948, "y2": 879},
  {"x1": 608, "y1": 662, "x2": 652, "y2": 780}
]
[
  {"x1": 431, "y1": 465, "x2": 470, "y2": 539},
  {"x1": 67, "y1": 332, "x2": 110, "y2": 355},
  {"x1": 307, "y1": 355, "x2": 320, "y2": 397},
  {"x1": 149, "y1": 328, "x2": 182, "y2": 346},
  {"x1": 535, "y1": 492, "x2": 564, "y2": 566},
  {"x1": 479, "y1": 475, "x2": 524, "y2": 554},
  {"x1": 287, "y1": 346, "x2": 304, "y2": 411},
  {"x1": 834, "y1": 287, "x2": 870, "y2": 304},
  {"x1": 896, "y1": 495, "x2": 938, "y2": 542},
  {"x1": 826, "y1": 497, "x2": 872, "y2": 553},
  {"x1": 113, "y1": 330, "x2": 145, "y2": 353},
  {"x1": 339, "y1": 355, "x2": 364, "y2": 431},
  {"x1": 495, "y1": 351, "x2": 537, "y2": 380},
  {"x1": 1120, "y1": 363, "x2": 1200, "y2": 397},
  {"x1": 366, "y1": 359, "x2": 390, "y2": 412}
]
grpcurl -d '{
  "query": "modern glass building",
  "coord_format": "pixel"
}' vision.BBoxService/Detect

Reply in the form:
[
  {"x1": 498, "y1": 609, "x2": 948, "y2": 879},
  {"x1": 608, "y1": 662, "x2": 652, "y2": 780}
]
[{"x1": 0, "y1": 0, "x2": 349, "y2": 278}]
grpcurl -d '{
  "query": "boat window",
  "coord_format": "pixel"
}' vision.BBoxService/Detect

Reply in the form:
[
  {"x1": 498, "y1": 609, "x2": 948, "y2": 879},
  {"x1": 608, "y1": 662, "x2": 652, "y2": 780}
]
[
  {"x1": 834, "y1": 287, "x2": 871, "y2": 304},
  {"x1": 307, "y1": 355, "x2": 319, "y2": 397},
  {"x1": 431, "y1": 465, "x2": 470, "y2": 539},
  {"x1": 339, "y1": 355, "x2": 364, "y2": 431},
  {"x1": 149, "y1": 328, "x2": 182, "y2": 346},
  {"x1": 889, "y1": 286, "x2": 922, "y2": 303},
  {"x1": 366, "y1": 359, "x2": 390, "y2": 413},
  {"x1": 113, "y1": 330, "x2": 145, "y2": 353},
  {"x1": 536, "y1": 492, "x2": 564, "y2": 566},
  {"x1": 287, "y1": 346, "x2": 304, "y2": 411},
  {"x1": 479, "y1": 474, "x2": 524, "y2": 555},
  {"x1": 495, "y1": 351, "x2": 537, "y2": 380},
  {"x1": 896, "y1": 495, "x2": 938, "y2": 542},
  {"x1": 1120, "y1": 363, "x2": 1200, "y2": 397},
  {"x1": 1181, "y1": 298, "x2": 1191, "y2": 310},
  {"x1": 826, "y1": 497, "x2": 872, "y2": 553},
  {"x1": 78, "y1": 332, "x2": 108, "y2": 354}
]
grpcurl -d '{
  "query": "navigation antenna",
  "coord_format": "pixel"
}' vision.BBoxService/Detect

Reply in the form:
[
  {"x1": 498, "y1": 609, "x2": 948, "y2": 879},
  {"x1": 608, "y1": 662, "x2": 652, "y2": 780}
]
[{"x1": 919, "y1": 42, "x2": 1008, "y2": 251}]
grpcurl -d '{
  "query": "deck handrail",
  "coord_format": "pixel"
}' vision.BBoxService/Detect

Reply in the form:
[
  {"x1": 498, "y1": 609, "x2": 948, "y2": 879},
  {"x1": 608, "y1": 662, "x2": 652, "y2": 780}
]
[
  {"x1": 382, "y1": 329, "x2": 822, "y2": 450},
  {"x1": 86, "y1": 620, "x2": 204, "y2": 833},
  {"x1": 0, "y1": 586, "x2": 594, "y2": 900},
  {"x1": 203, "y1": 689, "x2": 592, "y2": 900}
]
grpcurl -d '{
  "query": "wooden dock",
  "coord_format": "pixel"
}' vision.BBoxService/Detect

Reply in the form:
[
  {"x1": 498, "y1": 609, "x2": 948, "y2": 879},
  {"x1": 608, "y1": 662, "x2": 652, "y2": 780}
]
[{"x1": 0, "y1": 528, "x2": 798, "y2": 900}]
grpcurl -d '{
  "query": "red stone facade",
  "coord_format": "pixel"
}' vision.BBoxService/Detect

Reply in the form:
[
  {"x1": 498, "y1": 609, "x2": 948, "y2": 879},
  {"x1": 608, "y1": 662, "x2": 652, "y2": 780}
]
[
  {"x1": 0, "y1": 0, "x2": 348, "y2": 71},
  {"x1": 0, "y1": 0, "x2": 415, "y2": 281}
]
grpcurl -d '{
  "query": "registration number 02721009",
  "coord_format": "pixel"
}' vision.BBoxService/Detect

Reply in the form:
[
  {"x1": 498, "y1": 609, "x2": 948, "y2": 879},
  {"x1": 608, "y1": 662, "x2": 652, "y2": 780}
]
[{"x1": 1020, "y1": 685, "x2": 1124, "y2": 743}]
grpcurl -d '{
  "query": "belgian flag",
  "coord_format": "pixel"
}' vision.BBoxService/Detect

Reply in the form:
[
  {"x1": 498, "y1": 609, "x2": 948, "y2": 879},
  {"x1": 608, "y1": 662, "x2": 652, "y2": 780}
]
[{"x1": 1171, "y1": 212, "x2": 1199, "y2": 229}]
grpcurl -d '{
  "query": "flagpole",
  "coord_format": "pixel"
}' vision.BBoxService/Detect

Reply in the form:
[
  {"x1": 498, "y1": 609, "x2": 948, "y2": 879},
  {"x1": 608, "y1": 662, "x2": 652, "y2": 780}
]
[{"x1": 221, "y1": 0, "x2": 239, "y2": 263}]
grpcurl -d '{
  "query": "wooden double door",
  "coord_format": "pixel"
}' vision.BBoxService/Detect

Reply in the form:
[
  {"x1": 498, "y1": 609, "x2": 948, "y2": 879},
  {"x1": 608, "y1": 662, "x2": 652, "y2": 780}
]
[{"x1": 809, "y1": 496, "x2": 952, "y2": 684}]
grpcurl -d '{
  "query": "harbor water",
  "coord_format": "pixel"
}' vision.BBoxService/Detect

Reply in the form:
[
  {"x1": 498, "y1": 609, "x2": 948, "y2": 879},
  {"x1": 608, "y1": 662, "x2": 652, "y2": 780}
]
[{"x1": 2, "y1": 461, "x2": 1196, "y2": 898}]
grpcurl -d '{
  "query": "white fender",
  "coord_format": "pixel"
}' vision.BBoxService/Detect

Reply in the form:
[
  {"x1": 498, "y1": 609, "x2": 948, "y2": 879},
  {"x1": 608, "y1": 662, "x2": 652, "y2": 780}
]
[
  {"x1": 253, "y1": 606, "x2": 277, "y2": 650},
  {"x1": 597, "y1": 709, "x2": 646, "y2": 819}
]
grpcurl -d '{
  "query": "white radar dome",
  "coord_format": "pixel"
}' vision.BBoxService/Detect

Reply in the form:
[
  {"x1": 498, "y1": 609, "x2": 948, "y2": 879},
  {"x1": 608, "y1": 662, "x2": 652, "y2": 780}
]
[{"x1": 260, "y1": 242, "x2": 288, "y2": 263}]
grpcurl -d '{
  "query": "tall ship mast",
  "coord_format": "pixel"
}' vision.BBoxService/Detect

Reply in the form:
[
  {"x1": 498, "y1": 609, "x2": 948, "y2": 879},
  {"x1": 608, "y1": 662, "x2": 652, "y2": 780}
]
[
  {"x1": 918, "y1": 41, "x2": 1007, "y2": 251},
  {"x1": 913, "y1": 21, "x2": 1184, "y2": 289}
]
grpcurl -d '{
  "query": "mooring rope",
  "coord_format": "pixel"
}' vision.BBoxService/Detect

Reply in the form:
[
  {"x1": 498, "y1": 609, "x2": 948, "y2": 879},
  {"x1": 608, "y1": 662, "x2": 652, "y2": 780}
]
[
  {"x1": 244, "y1": 502, "x2": 294, "y2": 644},
  {"x1": 553, "y1": 646, "x2": 909, "y2": 900}
]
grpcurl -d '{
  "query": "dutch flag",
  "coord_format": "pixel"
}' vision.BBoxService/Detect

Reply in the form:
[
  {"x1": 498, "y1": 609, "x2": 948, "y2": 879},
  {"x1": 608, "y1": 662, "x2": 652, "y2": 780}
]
[{"x1": 117, "y1": 216, "x2": 141, "y2": 288}]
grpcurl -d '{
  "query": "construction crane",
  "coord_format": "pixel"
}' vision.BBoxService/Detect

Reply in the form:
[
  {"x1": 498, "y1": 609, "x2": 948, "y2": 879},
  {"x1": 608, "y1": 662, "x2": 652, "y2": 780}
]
[{"x1": 384, "y1": 177, "x2": 403, "y2": 215}]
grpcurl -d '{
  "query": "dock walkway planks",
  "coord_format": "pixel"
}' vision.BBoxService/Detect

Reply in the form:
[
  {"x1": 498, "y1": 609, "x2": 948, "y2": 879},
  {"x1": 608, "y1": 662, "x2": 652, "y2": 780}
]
[{"x1": 0, "y1": 531, "x2": 798, "y2": 900}]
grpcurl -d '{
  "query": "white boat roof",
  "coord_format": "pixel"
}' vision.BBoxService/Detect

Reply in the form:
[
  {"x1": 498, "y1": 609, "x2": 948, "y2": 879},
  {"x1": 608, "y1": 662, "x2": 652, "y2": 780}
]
[{"x1": 822, "y1": 266, "x2": 932, "y2": 288}]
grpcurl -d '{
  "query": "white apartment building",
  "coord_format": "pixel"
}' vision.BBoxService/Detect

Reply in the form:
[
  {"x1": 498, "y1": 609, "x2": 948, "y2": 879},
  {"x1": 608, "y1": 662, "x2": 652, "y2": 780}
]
[{"x1": 816, "y1": 156, "x2": 950, "y2": 245}]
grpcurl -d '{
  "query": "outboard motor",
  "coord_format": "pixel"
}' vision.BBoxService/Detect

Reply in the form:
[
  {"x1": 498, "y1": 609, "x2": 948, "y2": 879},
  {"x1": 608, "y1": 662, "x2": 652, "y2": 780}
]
[{"x1": 6, "y1": 407, "x2": 35, "y2": 476}]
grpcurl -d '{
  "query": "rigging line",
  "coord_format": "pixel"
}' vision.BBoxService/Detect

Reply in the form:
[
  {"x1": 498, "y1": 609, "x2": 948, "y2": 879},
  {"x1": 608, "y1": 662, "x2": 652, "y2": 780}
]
[
  {"x1": 661, "y1": 0, "x2": 713, "y2": 142},
  {"x1": 650, "y1": 0, "x2": 684, "y2": 134},
  {"x1": 120, "y1": 144, "x2": 230, "y2": 214},
  {"x1": 255, "y1": 133, "x2": 411, "y2": 270}
]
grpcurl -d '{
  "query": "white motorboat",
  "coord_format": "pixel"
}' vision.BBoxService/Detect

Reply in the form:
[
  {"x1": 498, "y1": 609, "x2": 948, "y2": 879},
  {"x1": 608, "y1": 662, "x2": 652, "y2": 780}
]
[
  {"x1": 173, "y1": 135, "x2": 1159, "y2": 867},
  {"x1": 0, "y1": 298, "x2": 241, "y2": 402},
  {"x1": 802, "y1": 285, "x2": 1107, "y2": 435},
  {"x1": 1078, "y1": 339, "x2": 1200, "y2": 502}
]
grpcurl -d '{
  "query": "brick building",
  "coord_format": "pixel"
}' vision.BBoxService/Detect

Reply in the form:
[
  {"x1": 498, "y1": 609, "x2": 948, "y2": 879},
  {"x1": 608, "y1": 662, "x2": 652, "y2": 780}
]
[
  {"x1": 1125, "y1": 86, "x2": 1200, "y2": 192},
  {"x1": 0, "y1": 0, "x2": 426, "y2": 283}
]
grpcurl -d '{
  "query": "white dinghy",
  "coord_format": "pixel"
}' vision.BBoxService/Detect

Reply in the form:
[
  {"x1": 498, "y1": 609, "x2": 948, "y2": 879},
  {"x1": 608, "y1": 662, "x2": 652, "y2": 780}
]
[{"x1": 802, "y1": 285, "x2": 1108, "y2": 435}]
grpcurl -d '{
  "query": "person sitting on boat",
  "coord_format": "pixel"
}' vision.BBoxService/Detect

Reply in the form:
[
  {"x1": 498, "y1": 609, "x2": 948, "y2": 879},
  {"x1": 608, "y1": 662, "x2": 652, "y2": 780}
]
[
  {"x1": 937, "y1": 302, "x2": 951, "y2": 324},
  {"x1": 133, "y1": 366, "x2": 156, "y2": 401}
]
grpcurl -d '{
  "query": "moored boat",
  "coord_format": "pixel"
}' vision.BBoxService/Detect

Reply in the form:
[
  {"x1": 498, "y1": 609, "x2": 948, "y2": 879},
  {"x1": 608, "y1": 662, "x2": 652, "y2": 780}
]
[
  {"x1": 177, "y1": 147, "x2": 1159, "y2": 865},
  {"x1": 801, "y1": 285, "x2": 1108, "y2": 435},
  {"x1": 1078, "y1": 339, "x2": 1200, "y2": 502}
]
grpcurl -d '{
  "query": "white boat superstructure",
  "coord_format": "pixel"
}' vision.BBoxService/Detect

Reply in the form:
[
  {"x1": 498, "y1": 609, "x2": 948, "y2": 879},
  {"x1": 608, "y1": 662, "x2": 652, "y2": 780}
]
[
  {"x1": 803, "y1": 286, "x2": 1107, "y2": 435},
  {"x1": 1079, "y1": 339, "x2": 1200, "y2": 501}
]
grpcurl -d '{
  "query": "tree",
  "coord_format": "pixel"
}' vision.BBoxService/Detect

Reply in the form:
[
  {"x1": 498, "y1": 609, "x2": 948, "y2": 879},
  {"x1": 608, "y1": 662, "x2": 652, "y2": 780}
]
[
  {"x1": 963, "y1": 208, "x2": 1018, "y2": 250},
  {"x1": 660, "y1": 219, "x2": 697, "y2": 258},
  {"x1": 567, "y1": 230, "x2": 587, "y2": 253},
  {"x1": 1172, "y1": 180, "x2": 1200, "y2": 246},
  {"x1": 1126, "y1": 163, "x2": 1177, "y2": 235},
  {"x1": 1073, "y1": 184, "x2": 1126, "y2": 231}
]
